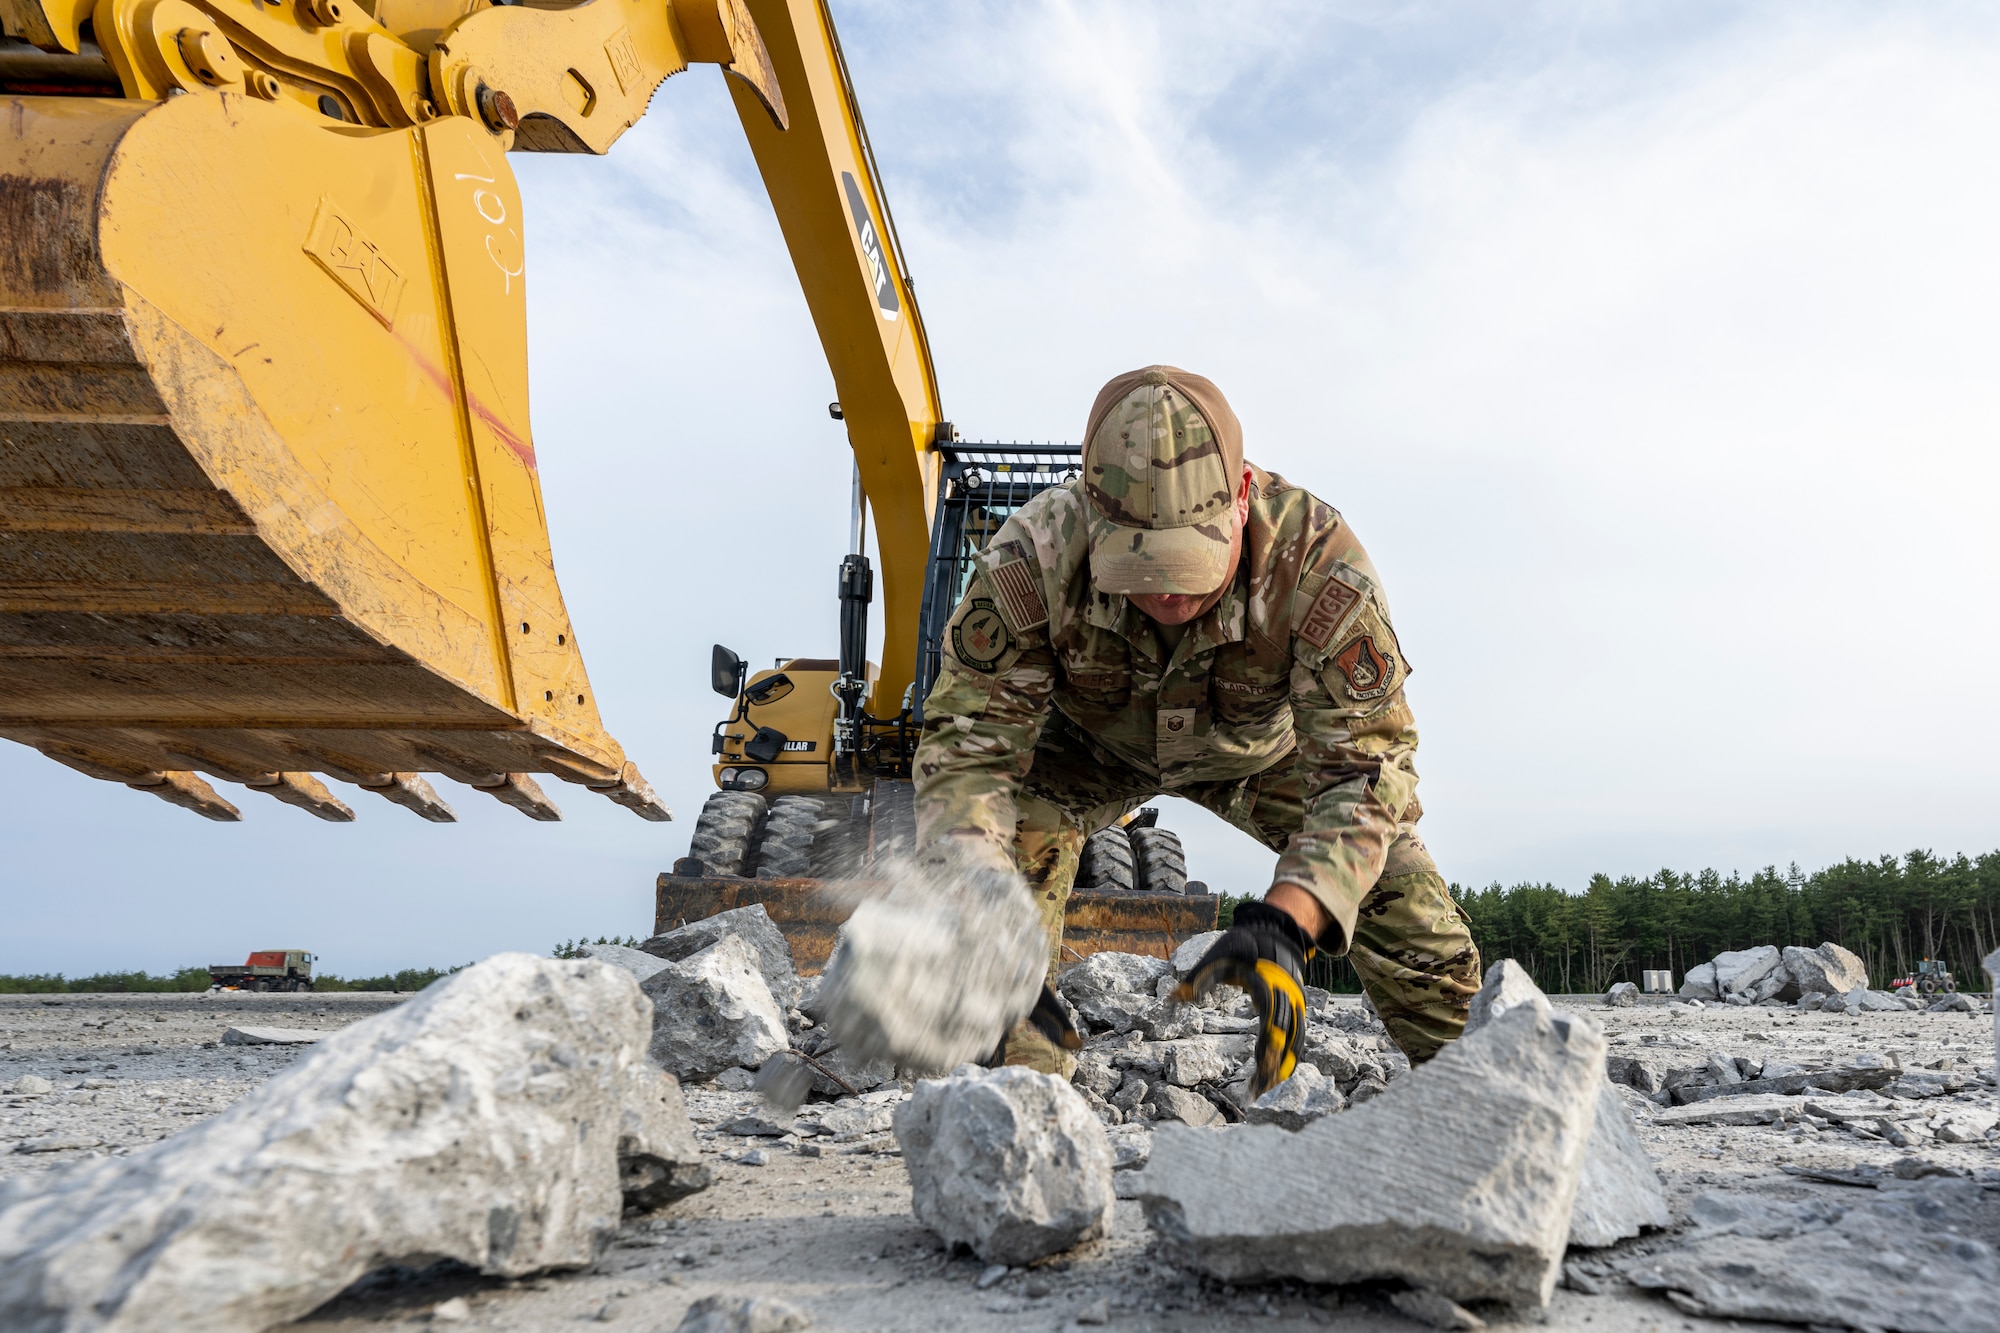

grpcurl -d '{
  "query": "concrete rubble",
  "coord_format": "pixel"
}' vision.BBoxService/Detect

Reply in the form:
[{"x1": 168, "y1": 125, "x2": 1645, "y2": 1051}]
[
  {"x1": 0, "y1": 954, "x2": 709, "y2": 1332},
  {"x1": 644, "y1": 934, "x2": 789, "y2": 1082},
  {"x1": 675, "y1": 1293, "x2": 814, "y2": 1332},
  {"x1": 1464, "y1": 961, "x2": 1670, "y2": 1248},
  {"x1": 893, "y1": 1064, "x2": 1115, "y2": 1265},
  {"x1": 816, "y1": 853, "x2": 1047, "y2": 1075},
  {"x1": 220, "y1": 1025, "x2": 327, "y2": 1046},
  {"x1": 1780, "y1": 942, "x2": 1868, "y2": 996},
  {"x1": 577, "y1": 941, "x2": 671, "y2": 985},
  {"x1": 1130, "y1": 980, "x2": 1605, "y2": 1306},
  {"x1": 1621, "y1": 1181, "x2": 2000, "y2": 1329},
  {"x1": 643, "y1": 906, "x2": 800, "y2": 1010},
  {"x1": 1244, "y1": 1063, "x2": 1345, "y2": 1130}
]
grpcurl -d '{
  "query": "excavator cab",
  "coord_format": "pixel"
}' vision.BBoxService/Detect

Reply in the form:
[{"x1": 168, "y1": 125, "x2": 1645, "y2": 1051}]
[{"x1": 687, "y1": 441, "x2": 1192, "y2": 896}]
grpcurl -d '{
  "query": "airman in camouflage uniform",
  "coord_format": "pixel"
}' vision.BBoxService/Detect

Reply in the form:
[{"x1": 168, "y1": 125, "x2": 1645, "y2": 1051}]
[{"x1": 913, "y1": 366, "x2": 1480, "y2": 1071}]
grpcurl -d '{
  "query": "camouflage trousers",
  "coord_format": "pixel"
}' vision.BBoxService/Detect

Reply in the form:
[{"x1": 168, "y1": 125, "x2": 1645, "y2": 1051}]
[{"x1": 1010, "y1": 716, "x2": 1481, "y2": 1064}]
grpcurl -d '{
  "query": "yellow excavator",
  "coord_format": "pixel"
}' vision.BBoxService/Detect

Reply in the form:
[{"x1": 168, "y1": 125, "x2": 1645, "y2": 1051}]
[
  {"x1": 0, "y1": 0, "x2": 928, "y2": 824},
  {"x1": 0, "y1": 0, "x2": 1203, "y2": 933}
]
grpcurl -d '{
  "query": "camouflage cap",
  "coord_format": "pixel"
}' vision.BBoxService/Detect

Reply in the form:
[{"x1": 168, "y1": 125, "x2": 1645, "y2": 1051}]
[{"x1": 1081, "y1": 366, "x2": 1244, "y2": 595}]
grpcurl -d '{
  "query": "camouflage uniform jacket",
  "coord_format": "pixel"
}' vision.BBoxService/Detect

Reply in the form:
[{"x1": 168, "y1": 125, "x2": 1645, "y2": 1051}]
[{"x1": 915, "y1": 464, "x2": 1423, "y2": 948}]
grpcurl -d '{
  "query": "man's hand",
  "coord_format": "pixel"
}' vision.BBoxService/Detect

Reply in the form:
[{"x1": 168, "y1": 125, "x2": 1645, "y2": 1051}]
[
  {"x1": 1025, "y1": 982, "x2": 1083, "y2": 1052},
  {"x1": 1174, "y1": 899, "x2": 1316, "y2": 1098}
]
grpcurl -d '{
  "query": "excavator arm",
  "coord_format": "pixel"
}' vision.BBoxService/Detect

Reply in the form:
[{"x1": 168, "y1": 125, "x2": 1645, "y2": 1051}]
[
  {"x1": 0, "y1": 0, "x2": 935, "y2": 820},
  {"x1": 722, "y1": 0, "x2": 943, "y2": 721}
]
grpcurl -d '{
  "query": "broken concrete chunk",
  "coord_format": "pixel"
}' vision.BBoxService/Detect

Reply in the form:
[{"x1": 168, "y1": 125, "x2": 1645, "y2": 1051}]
[
  {"x1": 0, "y1": 955, "x2": 709, "y2": 1331},
  {"x1": 1780, "y1": 942, "x2": 1867, "y2": 996},
  {"x1": 5, "y1": 1076, "x2": 51, "y2": 1096},
  {"x1": 642, "y1": 905, "x2": 800, "y2": 1010},
  {"x1": 1134, "y1": 997, "x2": 1604, "y2": 1306},
  {"x1": 1653, "y1": 1095, "x2": 1802, "y2": 1127},
  {"x1": 1602, "y1": 982, "x2": 1638, "y2": 1007},
  {"x1": 817, "y1": 853, "x2": 1046, "y2": 1075},
  {"x1": 221, "y1": 1025, "x2": 328, "y2": 1046},
  {"x1": 1147, "y1": 1083, "x2": 1226, "y2": 1128},
  {"x1": 1679, "y1": 961, "x2": 1718, "y2": 1000},
  {"x1": 894, "y1": 1065, "x2": 1115, "y2": 1265},
  {"x1": 643, "y1": 934, "x2": 789, "y2": 1082},
  {"x1": 1058, "y1": 951, "x2": 1172, "y2": 1003},
  {"x1": 1935, "y1": 1109, "x2": 1999, "y2": 1143},
  {"x1": 1987, "y1": 948, "x2": 2000, "y2": 1068},
  {"x1": 1389, "y1": 1288, "x2": 1487, "y2": 1330},
  {"x1": 1709, "y1": 946, "x2": 1783, "y2": 998},
  {"x1": 1621, "y1": 1181, "x2": 1999, "y2": 1330},
  {"x1": 1170, "y1": 931, "x2": 1225, "y2": 978},
  {"x1": 1158, "y1": 1036, "x2": 1244, "y2": 1088},
  {"x1": 1069, "y1": 990, "x2": 1155, "y2": 1035},
  {"x1": 1465, "y1": 959, "x2": 1542, "y2": 1032},
  {"x1": 674, "y1": 1294, "x2": 814, "y2": 1332},
  {"x1": 1245, "y1": 1064, "x2": 1345, "y2": 1131},
  {"x1": 1461, "y1": 961, "x2": 1667, "y2": 1249},
  {"x1": 1138, "y1": 1000, "x2": 1208, "y2": 1041},
  {"x1": 577, "y1": 942, "x2": 670, "y2": 985},
  {"x1": 1569, "y1": 1080, "x2": 1672, "y2": 1248}
]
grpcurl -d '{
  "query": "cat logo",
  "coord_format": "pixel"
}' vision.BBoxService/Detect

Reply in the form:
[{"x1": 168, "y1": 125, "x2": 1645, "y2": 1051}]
[
  {"x1": 782, "y1": 740, "x2": 816, "y2": 752},
  {"x1": 841, "y1": 171, "x2": 900, "y2": 321}
]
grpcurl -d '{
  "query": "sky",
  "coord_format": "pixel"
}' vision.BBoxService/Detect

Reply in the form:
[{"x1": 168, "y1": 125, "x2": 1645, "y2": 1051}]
[{"x1": 4, "y1": 1, "x2": 1998, "y2": 976}]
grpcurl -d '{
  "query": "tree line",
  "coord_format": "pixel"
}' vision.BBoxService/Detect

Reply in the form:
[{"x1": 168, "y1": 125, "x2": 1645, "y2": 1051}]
[{"x1": 1453, "y1": 849, "x2": 2000, "y2": 996}]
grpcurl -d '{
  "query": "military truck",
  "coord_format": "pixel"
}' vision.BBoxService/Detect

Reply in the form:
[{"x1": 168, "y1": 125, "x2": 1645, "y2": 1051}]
[{"x1": 209, "y1": 951, "x2": 316, "y2": 992}]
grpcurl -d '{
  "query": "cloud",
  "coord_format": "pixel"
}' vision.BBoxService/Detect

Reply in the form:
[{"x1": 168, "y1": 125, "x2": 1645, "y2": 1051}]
[{"x1": 2, "y1": 3, "x2": 1995, "y2": 972}]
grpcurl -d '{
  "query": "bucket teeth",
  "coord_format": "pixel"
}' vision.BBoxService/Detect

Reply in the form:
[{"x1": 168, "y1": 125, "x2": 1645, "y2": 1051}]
[
  {"x1": 243, "y1": 772, "x2": 355, "y2": 822},
  {"x1": 128, "y1": 771, "x2": 243, "y2": 822},
  {"x1": 357, "y1": 773, "x2": 457, "y2": 823},
  {"x1": 471, "y1": 772, "x2": 562, "y2": 821},
  {"x1": 34, "y1": 742, "x2": 242, "y2": 821},
  {"x1": 587, "y1": 761, "x2": 672, "y2": 822}
]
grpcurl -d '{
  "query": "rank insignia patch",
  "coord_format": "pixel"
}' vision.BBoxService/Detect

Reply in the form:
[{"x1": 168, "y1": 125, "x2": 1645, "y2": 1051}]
[
  {"x1": 1331, "y1": 633, "x2": 1394, "y2": 701},
  {"x1": 952, "y1": 598, "x2": 1014, "y2": 673}
]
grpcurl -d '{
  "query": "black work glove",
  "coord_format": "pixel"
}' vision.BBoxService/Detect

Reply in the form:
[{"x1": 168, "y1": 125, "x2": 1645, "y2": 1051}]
[
  {"x1": 1174, "y1": 900, "x2": 1316, "y2": 1098},
  {"x1": 1025, "y1": 982, "x2": 1083, "y2": 1053}
]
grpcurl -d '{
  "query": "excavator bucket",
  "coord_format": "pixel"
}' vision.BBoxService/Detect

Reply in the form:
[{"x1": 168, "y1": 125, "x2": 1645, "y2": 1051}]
[{"x1": 0, "y1": 91, "x2": 668, "y2": 821}]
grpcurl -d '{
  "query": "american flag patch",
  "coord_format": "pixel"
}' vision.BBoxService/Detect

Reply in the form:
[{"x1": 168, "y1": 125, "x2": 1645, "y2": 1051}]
[
  {"x1": 1298, "y1": 578, "x2": 1361, "y2": 649},
  {"x1": 989, "y1": 557, "x2": 1049, "y2": 631}
]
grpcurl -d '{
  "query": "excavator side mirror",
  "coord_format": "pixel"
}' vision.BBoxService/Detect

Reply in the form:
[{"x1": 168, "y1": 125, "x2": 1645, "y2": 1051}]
[
  {"x1": 745, "y1": 672, "x2": 794, "y2": 705},
  {"x1": 711, "y1": 644, "x2": 746, "y2": 698}
]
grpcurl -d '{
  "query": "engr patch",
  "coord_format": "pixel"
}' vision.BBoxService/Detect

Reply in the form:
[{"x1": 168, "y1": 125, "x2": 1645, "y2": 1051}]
[
  {"x1": 951, "y1": 598, "x2": 1014, "y2": 673},
  {"x1": 1298, "y1": 577, "x2": 1362, "y2": 649}
]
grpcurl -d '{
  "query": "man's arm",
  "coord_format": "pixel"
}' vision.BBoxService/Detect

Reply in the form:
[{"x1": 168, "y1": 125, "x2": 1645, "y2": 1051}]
[
  {"x1": 911, "y1": 568, "x2": 1059, "y2": 870},
  {"x1": 1270, "y1": 596, "x2": 1422, "y2": 952}
]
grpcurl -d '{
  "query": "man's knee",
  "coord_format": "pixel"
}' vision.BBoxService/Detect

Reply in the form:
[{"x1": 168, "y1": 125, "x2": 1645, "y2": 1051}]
[{"x1": 1349, "y1": 870, "x2": 1482, "y2": 1063}]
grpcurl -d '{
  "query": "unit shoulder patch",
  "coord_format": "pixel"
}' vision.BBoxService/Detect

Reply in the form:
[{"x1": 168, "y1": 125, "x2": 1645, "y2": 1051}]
[
  {"x1": 951, "y1": 598, "x2": 1015, "y2": 673},
  {"x1": 987, "y1": 540, "x2": 1050, "y2": 632},
  {"x1": 1297, "y1": 576, "x2": 1362, "y2": 649},
  {"x1": 1329, "y1": 631, "x2": 1396, "y2": 702}
]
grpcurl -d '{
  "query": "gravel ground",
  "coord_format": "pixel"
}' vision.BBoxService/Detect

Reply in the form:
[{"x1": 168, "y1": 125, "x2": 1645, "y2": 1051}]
[{"x1": 1, "y1": 991, "x2": 1993, "y2": 1331}]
